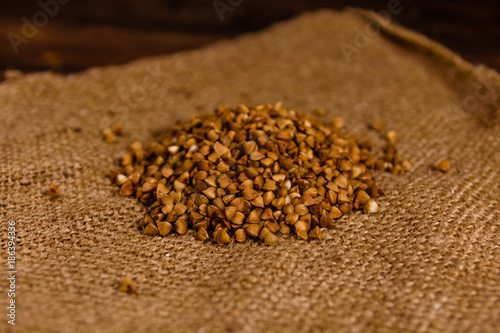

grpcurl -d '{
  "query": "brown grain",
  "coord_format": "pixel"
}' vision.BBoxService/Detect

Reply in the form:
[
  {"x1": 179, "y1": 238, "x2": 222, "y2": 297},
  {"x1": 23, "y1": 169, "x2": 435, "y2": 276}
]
[{"x1": 111, "y1": 103, "x2": 408, "y2": 244}]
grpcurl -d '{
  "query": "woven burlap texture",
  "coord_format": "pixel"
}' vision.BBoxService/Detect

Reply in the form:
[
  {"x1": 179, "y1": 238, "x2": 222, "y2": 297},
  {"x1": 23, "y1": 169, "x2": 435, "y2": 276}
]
[{"x1": 1, "y1": 8, "x2": 499, "y2": 333}]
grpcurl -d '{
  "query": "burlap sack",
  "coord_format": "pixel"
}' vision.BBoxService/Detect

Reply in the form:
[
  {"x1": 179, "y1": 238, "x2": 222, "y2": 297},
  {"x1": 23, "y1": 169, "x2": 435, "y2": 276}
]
[{"x1": 1, "y1": 8, "x2": 499, "y2": 333}]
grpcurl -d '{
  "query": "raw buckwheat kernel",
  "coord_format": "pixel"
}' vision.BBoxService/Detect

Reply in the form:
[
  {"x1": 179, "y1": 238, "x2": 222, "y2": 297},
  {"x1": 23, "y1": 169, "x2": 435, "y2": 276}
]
[{"x1": 112, "y1": 103, "x2": 410, "y2": 244}]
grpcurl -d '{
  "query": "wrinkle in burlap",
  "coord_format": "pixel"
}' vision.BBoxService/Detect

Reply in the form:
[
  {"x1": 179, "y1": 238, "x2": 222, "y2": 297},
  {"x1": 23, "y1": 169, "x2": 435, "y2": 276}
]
[{"x1": 1, "y1": 9, "x2": 499, "y2": 333}]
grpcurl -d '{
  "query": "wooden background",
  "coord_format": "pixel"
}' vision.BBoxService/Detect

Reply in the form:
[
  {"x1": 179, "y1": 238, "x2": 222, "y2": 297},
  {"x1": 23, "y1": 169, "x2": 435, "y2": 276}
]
[{"x1": 1, "y1": 0, "x2": 499, "y2": 81}]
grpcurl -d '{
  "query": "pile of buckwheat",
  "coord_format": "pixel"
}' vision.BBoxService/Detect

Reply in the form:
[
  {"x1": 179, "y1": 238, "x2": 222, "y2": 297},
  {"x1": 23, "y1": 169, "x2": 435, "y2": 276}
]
[{"x1": 110, "y1": 103, "x2": 411, "y2": 245}]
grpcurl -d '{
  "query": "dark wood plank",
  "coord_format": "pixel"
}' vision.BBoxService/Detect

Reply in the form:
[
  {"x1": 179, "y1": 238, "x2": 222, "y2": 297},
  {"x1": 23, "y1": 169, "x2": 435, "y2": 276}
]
[
  {"x1": 0, "y1": 19, "x2": 220, "y2": 72},
  {"x1": 1, "y1": 0, "x2": 499, "y2": 77}
]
